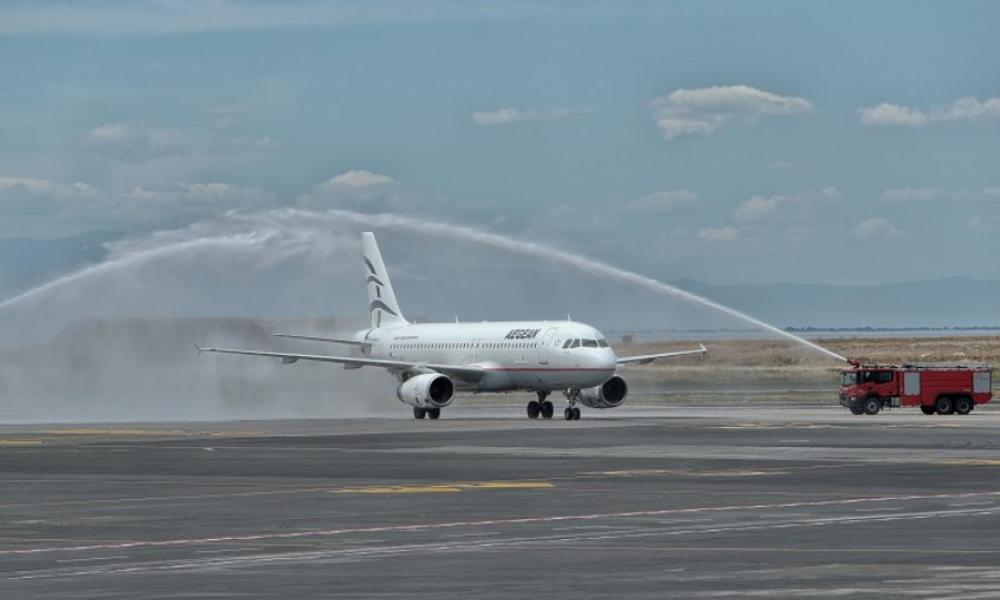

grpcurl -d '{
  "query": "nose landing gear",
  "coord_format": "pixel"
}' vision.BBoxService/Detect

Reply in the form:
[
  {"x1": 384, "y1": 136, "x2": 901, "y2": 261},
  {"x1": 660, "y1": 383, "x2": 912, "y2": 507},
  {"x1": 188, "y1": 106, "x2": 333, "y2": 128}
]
[
  {"x1": 562, "y1": 388, "x2": 582, "y2": 420},
  {"x1": 413, "y1": 406, "x2": 441, "y2": 419}
]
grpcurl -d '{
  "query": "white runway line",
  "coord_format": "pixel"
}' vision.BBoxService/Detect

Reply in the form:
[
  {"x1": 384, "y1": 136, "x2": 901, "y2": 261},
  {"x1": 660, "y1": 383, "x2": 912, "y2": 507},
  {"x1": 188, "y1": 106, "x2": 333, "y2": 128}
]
[{"x1": 6, "y1": 488, "x2": 1000, "y2": 558}]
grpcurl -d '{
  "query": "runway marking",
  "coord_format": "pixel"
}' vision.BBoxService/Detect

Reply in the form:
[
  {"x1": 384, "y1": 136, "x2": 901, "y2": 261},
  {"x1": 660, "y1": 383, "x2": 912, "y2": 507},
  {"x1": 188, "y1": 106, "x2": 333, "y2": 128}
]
[
  {"x1": 332, "y1": 480, "x2": 555, "y2": 494},
  {"x1": 581, "y1": 468, "x2": 783, "y2": 478},
  {"x1": 9, "y1": 506, "x2": 1000, "y2": 581},
  {"x1": 55, "y1": 556, "x2": 128, "y2": 564},
  {"x1": 0, "y1": 439, "x2": 42, "y2": 446},
  {"x1": 937, "y1": 459, "x2": 1000, "y2": 466},
  {"x1": 6, "y1": 488, "x2": 1000, "y2": 557},
  {"x1": 35, "y1": 429, "x2": 268, "y2": 438}
]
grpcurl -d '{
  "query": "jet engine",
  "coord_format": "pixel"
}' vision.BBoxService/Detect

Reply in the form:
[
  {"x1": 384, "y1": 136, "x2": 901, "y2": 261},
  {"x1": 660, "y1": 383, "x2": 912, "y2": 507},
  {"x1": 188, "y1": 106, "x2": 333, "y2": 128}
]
[
  {"x1": 577, "y1": 375, "x2": 628, "y2": 409},
  {"x1": 396, "y1": 373, "x2": 455, "y2": 409}
]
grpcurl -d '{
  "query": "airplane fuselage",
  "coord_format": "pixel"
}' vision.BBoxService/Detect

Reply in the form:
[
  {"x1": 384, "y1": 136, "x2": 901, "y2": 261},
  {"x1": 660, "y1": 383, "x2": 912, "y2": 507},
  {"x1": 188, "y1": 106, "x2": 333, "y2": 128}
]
[{"x1": 363, "y1": 320, "x2": 617, "y2": 392}]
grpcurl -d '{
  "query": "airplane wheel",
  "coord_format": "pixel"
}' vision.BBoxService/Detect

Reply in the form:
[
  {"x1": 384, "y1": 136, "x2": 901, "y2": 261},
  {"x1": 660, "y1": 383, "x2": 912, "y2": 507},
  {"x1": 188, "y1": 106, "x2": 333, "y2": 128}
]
[
  {"x1": 413, "y1": 407, "x2": 426, "y2": 419},
  {"x1": 540, "y1": 401, "x2": 554, "y2": 419},
  {"x1": 564, "y1": 407, "x2": 574, "y2": 420},
  {"x1": 527, "y1": 401, "x2": 540, "y2": 419},
  {"x1": 428, "y1": 408, "x2": 441, "y2": 420},
  {"x1": 572, "y1": 407, "x2": 581, "y2": 420}
]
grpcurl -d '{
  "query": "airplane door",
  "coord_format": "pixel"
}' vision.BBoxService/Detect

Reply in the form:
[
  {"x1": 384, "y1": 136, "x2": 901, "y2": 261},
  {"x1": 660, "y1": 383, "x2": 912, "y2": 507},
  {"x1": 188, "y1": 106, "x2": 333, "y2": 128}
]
[{"x1": 537, "y1": 328, "x2": 558, "y2": 365}]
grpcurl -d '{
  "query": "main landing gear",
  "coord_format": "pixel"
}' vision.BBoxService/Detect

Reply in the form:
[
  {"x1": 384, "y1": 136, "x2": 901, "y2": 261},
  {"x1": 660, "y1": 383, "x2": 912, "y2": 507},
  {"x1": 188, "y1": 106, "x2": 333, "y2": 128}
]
[
  {"x1": 413, "y1": 406, "x2": 441, "y2": 420},
  {"x1": 564, "y1": 406, "x2": 581, "y2": 421},
  {"x1": 527, "y1": 391, "x2": 555, "y2": 419}
]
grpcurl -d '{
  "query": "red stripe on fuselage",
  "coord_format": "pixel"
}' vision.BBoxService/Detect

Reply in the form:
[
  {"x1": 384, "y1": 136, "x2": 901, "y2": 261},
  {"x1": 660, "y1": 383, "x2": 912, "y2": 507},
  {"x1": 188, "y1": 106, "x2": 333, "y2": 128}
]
[{"x1": 482, "y1": 367, "x2": 615, "y2": 372}]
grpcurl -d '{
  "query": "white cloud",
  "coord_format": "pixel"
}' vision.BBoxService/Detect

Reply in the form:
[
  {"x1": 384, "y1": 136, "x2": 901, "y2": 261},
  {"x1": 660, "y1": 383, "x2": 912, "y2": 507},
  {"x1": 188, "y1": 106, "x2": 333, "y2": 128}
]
[
  {"x1": 625, "y1": 189, "x2": 702, "y2": 213},
  {"x1": 857, "y1": 103, "x2": 928, "y2": 127},
  {"x1": 86, "y1": 124, "x2": 188, "y2": 161},
  {"x1": 0, "y1": 177, "x2": 100, "y2": 216},
  {"x1": 880, "y1": 187, "x2": 943, "y2": 203},
  {"x1": 0, "y1": 176, "x2": 277, "y2": 233},
  {"x1": 0, "y1": 177, "x2": 98, "y2": 201},
  {"x1": 937, "y1": 96, "x2": 1000, "y2": 121},
  {"x1": 724, "y1": 188, "x2": 843, "y2": 241},
  {"x1": 698, "y1": 226, "x2": 739, "y2": 242},
  {"x1": 473, "y1": 107, "x2": 588, "y2": 125},
  {"x1": 85, "y1": 123, "x2": 277, "y2": 166},
  {"x1": 858, "y1": 96, "x2": 1000, "y2": 127},
  {"x1": 319, "y1": 170, "x2": 396, "y2": 190},
  {"x1": 852, "y1": 217, "x2": 901, "y2": 239},
  {"x1": 298, "y1": 170, "x2": 411, "y2": 212},
  {"x1": 734, "y1": 195, "x2": 782, "y2": 222},
  {"x1": 650, "y1": 85, "x2": 812, "y2": 140}
]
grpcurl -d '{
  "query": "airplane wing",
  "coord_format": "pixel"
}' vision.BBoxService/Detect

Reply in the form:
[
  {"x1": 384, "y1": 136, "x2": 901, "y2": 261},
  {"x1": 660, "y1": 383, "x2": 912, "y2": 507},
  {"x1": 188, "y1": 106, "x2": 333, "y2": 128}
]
[
  {"x1": 196, "y1": 344, "x2": 485, "y2": 384},
  {"x1": 273, "y1": 333, "x2": 365, "y2": 346},
  {"x1": 617, "y1": 343, "x2": 707, "y2": 365}
]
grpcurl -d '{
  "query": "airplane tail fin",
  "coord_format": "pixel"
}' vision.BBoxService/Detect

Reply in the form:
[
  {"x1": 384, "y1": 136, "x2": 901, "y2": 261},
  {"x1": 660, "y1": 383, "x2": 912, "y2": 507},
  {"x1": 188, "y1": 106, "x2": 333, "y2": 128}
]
[{"x1": 362, "y1": 232, "x2": 408, "y2": 329}]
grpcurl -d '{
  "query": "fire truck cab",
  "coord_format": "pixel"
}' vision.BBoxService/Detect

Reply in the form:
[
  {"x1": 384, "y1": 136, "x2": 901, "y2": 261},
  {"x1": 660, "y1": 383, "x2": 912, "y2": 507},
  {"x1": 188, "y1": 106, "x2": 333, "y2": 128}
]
[{"x1": 840, "y1": 363, "x2": 992, "y2": 416}]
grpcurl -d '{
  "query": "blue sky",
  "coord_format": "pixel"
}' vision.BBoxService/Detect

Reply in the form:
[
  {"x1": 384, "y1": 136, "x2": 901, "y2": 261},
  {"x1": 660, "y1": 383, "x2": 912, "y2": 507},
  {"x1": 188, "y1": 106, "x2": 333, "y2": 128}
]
[{"x1": 1, "y1": 0, "x2": 999, "y2": 285}]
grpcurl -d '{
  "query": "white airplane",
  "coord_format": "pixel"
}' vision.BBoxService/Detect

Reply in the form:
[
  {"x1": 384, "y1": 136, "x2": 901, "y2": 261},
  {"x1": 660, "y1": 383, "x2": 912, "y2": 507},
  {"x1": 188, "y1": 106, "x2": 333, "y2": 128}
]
[{"x1": 198, "y1": 233, "x2": 706, "y2": 420}]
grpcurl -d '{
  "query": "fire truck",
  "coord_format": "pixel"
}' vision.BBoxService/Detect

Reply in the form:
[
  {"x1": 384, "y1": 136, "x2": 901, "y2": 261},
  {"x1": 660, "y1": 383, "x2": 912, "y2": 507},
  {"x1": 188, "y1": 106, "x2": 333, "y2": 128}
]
[{"x1": 839, "y1": 362, "x2": 993, "y2": 415}]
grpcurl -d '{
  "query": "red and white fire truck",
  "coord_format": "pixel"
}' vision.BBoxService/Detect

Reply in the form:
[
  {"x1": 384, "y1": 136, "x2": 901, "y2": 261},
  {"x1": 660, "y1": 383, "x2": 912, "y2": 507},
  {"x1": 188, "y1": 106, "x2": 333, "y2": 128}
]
[{"x1": 839, "y1": 362, "x2": 993, "y2": 416}]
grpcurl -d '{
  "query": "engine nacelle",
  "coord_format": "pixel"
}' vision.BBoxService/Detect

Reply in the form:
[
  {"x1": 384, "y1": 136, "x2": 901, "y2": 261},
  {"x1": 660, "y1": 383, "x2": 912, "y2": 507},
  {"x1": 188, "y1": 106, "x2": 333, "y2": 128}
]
[
  {"x1": 396, "y1": 373, "x2": 455, "y2": 409},
  {"x1": 578, "y1": 375, "x2": 628, "y2": 409}
]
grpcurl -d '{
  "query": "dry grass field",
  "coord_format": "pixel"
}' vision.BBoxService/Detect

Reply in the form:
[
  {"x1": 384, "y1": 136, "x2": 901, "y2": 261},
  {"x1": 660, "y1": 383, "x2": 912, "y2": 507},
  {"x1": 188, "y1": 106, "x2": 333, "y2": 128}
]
[{"x1": 611, "y1": 337, "x2": 1000, "y2": 405}]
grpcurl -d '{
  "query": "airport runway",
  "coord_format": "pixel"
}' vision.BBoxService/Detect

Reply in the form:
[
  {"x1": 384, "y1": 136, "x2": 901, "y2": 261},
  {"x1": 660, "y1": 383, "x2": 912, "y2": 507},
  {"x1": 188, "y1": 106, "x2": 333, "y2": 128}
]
[{"x1": 4, "y1": 405, "x2": 1000, "y2": 598}]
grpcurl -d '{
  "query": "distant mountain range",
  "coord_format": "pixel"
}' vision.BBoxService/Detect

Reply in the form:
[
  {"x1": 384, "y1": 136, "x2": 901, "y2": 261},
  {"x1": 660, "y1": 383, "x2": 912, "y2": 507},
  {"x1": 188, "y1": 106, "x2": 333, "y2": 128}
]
[
  {"x1": 671, "y1": 278, "x2": 1000, "y2": 329},
  {"x1": 1, "y1": 232, "x2": 998, "y2": 329}
]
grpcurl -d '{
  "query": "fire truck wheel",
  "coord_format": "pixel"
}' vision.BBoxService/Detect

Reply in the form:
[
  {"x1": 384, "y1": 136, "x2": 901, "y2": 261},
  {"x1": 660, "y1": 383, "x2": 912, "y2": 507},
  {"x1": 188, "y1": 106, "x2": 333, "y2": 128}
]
[
  {"x1": 955, "y1": 396, "x2": 973, "y2": 415},
  {"x1": 920, "y1": 405, "x2": 936, "y2": 415},
  {"x1": 863, "y1": 397, "x2": 881, "y2": 415},
  {"x1": 849, "y1": 406, "x2": 864, "y2": 415},
  {"x1": 935, "y1": 396, "x2": 954, "y2": 415}
]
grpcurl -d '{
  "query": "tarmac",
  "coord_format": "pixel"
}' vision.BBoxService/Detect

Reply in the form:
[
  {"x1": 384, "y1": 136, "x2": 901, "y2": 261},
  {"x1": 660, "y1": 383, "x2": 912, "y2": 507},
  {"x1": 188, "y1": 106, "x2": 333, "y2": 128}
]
[{"x1": 4, "y1": 405, "x2": 1000, "y2": 598}]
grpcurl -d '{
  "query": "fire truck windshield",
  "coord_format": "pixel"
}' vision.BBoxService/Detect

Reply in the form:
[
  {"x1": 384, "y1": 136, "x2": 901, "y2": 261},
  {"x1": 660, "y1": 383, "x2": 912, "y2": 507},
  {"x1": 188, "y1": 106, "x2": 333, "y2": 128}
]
[{"x1": 842, "y1": 372, "x2": 857, "y2": 386}]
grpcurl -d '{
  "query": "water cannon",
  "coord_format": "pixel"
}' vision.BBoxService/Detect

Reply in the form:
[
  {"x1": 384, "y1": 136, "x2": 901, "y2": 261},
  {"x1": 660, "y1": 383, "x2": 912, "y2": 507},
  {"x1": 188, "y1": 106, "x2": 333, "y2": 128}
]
[{"x1": 847, "y1": 359, "x2": 862, "y2": 368}]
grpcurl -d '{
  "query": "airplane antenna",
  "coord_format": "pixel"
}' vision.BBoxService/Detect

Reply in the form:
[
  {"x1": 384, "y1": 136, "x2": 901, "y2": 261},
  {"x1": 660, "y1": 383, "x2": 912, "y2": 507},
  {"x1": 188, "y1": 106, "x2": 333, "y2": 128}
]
[{"x1": 566, "y1": 314, "x2": 572, "y2": 322}]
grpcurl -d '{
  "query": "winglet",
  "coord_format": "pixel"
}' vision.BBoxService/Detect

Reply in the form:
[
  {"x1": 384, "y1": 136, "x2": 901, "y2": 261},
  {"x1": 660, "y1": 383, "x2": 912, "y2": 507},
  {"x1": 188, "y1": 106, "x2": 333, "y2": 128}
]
[
  {"x1": 194, "y1": 342, "x2": 204, "y2": 354},
  {"x1": 699, "y1": 343, "x2": 707, "y2": 354}
]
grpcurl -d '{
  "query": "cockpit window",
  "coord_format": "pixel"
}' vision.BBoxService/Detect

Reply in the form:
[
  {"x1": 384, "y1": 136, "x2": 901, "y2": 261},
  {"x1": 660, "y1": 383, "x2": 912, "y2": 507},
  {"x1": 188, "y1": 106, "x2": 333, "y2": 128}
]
[
  {"x1": 570, "y1": 339, "x2": 580, "y2": 348},
  {"x1": 562, "y1": 339, "x2": 572, "y2": 349},
  {"x1": 597, "y1": 339, "x2": 609, "y2": 348},
  {"x1": 581, "y1": 339, "x2": 598, "y2": 348}
]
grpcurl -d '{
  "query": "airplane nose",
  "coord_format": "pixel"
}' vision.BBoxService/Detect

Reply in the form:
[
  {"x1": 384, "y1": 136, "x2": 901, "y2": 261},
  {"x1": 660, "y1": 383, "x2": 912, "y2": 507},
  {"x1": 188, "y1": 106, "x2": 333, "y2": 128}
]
[{"x1": 599, "y1": 348, "x2": 617, "y2": 371}]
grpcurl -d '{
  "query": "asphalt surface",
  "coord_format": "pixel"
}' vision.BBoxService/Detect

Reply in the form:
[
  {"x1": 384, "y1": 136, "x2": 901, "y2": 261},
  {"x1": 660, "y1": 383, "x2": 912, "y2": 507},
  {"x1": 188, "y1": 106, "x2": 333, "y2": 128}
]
[{"x1": 4, "y1": 406, "x2": 1000, "y2": 598}]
